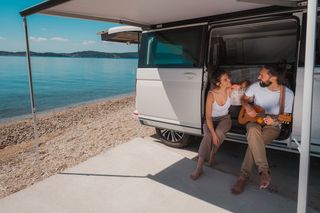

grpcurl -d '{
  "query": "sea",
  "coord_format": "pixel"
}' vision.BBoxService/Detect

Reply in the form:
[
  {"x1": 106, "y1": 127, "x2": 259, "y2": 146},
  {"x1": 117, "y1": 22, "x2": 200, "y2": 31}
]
[{"x1": 0, "y1": 56, "x2": 137, "y2": 121}]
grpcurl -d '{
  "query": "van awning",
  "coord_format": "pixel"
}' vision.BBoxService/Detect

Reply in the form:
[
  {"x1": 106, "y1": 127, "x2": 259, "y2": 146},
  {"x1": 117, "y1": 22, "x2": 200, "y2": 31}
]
[{"x1": 20, "y1": 0, "x2": 297, "y2": 29}]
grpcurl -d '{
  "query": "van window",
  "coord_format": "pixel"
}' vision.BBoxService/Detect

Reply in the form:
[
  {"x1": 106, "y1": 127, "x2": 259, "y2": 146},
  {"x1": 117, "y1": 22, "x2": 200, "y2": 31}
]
[
  {"x1": 139, "y1": 25, "x2": 205, "y2": 68},
  {"x1": 209, "y1": 20, "x2": 298, "y2": 66},
  {"x1": 299, "y1": 14, "x2": 320, "y2": 71}
]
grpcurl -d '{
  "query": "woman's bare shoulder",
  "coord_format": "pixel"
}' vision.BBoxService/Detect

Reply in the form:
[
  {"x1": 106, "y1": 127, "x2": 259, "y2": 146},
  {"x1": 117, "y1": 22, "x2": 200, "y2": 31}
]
[
  {"x1": 210, "y1": 89, "x2": 219, "y2": 94},
  {"x1": 207, "y1": 90, "x2": 215, "y2": 100}
]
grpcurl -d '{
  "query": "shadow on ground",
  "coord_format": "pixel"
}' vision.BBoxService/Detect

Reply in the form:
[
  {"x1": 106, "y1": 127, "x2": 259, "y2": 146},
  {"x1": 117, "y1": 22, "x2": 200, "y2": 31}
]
[{"x1": 149, "y1": 134, "x2": 320, "y2": 211}]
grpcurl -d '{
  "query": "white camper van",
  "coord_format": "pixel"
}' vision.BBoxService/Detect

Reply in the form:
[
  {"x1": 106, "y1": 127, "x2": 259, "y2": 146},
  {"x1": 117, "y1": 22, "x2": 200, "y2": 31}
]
[
  {"x1": 100, "y1": 6, "x2": 320, "y2": 156},
  {"x1": 19, "y1": 0, "x2": 319, "y2": 156}
]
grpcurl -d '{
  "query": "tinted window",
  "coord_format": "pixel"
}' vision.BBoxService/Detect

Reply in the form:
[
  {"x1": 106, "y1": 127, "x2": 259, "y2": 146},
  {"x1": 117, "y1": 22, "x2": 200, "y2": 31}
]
[
  {"x1": 209, "y1": 20, "x2": 298, "y2": 66},
  {"x1": 139, "y1": 25, "x2": 205, "y2": 68},
  {"x1": 299, "y1": 13, "x2": 320, "y2": 69}
]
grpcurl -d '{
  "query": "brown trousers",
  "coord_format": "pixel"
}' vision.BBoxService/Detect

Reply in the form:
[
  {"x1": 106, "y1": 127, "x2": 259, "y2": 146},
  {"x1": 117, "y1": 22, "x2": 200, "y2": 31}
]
[
  {"x1": 240, "y1": 122, "x2": 281, "y2": 178},
  {"x1": 198, "y1": 115, "x2": 232, "y2": 160}
]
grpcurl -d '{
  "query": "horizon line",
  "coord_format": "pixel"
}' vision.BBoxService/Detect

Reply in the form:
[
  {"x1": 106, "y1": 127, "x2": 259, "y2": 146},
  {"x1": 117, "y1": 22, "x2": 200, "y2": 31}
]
[{"x1": 0, "y1": 50, "x2": 138, "y2": 54}]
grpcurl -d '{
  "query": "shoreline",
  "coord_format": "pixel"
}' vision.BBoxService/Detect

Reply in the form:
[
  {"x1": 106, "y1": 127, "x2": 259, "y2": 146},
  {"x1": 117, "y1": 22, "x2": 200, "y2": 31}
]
[
  {"x1": 0, "y1": 94, "x2": 138, "y2": 148},
  {"x1": 0, "y1": 92, "x2": 135, "y2": 124},
  {"x1": 0, "y1": 95, "x2": 154, "y2": 198},
  {"x1": 0, "y1": 55, "x2": 138, "y2": 59}
]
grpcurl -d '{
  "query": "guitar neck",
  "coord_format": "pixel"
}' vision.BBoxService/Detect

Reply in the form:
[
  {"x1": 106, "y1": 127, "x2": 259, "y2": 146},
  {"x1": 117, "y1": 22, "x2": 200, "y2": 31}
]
[
  {"x1": 238, "y1": 106, "x2": 292, "y2": 125},
  {"x1": 256, "y1": 113, "x2": 278, "y2": 118},
  {"x1": 256, "y1": 113, "x2": 278, "y2": 119}
]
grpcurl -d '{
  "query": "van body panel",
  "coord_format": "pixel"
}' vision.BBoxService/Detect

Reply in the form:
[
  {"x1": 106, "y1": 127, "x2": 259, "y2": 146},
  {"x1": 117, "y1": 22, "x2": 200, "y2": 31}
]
[
  {"x1": 139, "y1": 116, "x2": 202, "y2": 135},
  {"x1": 292, "y1": 68, "x2": 320, "y2": 152},
  {"x1": 136, "y1": 68, "x2": 203, "y2": 133}
]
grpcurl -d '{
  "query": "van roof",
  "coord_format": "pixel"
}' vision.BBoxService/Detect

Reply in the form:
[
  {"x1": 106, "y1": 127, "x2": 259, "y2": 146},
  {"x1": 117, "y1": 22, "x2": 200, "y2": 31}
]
[{"x1": 19, "y1": 0, "x2": 300, "y2": 29}]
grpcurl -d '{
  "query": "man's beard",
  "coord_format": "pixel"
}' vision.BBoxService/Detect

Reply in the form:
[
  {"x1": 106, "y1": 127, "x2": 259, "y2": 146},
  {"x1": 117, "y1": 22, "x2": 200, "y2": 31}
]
[{"x1": 259, "y1": 81, "x2": 272, "y2": 87}]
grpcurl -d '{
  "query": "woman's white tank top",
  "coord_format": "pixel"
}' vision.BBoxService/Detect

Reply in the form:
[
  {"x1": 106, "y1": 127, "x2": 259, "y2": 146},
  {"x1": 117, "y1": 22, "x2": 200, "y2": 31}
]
[{"x1": 212, "y1": 96, "x2": 231, "y2": 118}]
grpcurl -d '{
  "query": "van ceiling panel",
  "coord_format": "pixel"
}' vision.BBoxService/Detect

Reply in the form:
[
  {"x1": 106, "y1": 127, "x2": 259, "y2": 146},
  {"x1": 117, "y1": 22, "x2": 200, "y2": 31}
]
[{"x1": 22, "y1": 0, "x2": 267, "y2": 28}]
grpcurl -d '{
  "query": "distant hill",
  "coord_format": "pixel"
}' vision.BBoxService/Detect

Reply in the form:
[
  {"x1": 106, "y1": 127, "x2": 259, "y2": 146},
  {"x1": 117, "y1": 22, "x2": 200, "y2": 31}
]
[{"x1": 0, "y1": 51, "x2": 138, "y2": 58}]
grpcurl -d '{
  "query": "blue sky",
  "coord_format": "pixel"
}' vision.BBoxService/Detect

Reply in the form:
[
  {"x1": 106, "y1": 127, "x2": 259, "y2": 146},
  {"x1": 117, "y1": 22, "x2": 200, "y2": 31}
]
[{"x1": 0, "y1": 0, "x2": 137, "y2": 53}]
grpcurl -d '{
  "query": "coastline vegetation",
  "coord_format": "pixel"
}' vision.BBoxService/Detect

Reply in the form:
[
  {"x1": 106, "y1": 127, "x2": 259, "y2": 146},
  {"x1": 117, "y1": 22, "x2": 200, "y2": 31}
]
[{"x1": 0, "y1": 50, "x2": 138, "y2": 58}]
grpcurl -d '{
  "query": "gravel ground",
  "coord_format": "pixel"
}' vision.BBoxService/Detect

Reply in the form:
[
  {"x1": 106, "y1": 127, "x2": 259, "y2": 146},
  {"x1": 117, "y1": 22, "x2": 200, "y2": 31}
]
[{"x1": 0, "y1": 96, "x2": 155, "y2": 198}]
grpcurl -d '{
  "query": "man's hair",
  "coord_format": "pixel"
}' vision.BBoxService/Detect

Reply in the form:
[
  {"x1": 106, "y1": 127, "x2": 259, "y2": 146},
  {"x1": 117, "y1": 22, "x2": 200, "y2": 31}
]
[{"x1": 262, "y1": 64, "x2": 288, "y2": 86}]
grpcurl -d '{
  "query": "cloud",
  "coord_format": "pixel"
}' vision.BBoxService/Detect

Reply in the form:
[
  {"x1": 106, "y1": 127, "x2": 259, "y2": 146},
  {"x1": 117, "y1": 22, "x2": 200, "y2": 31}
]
[
  {"x1": 82, "y1": 40, "x2": 96, "y2": 45},
  {"x1": 29, "y1": 36, "x2": 69, "y2": 42},
  {"x1": 30, "y1": 36, "x2": 48, "y2": 42},
  {"x1": 0, "y1": 36, "x2": 6, "y2": 40},
  {"x1": 50, "y1": 37, "x2": 68, "y2": 41},
  {"x1": 101, "y1": 41, "x2": 108, "y2": 43},
  {"x1": 101, "y1": 41, "x2": 115, "y2": 45}
]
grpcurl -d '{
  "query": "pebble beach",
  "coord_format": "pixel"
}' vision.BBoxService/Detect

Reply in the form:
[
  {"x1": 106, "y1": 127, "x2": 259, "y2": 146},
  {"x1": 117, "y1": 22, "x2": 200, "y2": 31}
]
[{"x1": 0, "y1": 96, "x2": 155, "y2": 198}]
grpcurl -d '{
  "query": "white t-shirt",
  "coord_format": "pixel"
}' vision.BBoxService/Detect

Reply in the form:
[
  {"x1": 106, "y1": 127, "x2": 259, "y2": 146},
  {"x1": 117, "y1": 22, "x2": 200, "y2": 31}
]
[{"x1": 245, "y1": 82, "x2": 294, "y2": 115}]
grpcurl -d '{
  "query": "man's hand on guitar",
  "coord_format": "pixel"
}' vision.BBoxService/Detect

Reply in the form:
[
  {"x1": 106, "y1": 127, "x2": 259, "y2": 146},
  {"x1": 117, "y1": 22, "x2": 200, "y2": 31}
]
[
  {"x1": 264, "y1": 116, "x2": 276, "y2": 126},
  {"x1": 246, "y1": 106, "x2": 257, "y2": 118}
]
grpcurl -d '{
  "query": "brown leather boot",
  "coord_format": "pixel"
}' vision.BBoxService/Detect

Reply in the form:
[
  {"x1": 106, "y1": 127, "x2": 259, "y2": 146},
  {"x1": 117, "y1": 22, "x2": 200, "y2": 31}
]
[{"x1": 231, "y1": 176, "x2": 247, "y2": 195}]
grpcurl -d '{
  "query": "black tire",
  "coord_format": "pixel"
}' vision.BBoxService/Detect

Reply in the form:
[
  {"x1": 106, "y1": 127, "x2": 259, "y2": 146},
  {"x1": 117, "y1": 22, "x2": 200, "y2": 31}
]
[{"x1": 155, "y1": 128, "x2": 191, "y2": 148}]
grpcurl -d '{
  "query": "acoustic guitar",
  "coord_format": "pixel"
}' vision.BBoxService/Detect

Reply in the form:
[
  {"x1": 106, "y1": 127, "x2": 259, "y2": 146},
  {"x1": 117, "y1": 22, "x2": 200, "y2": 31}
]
[{"x1": 237, "y1": 105, "x2": 292, "y2": 125}]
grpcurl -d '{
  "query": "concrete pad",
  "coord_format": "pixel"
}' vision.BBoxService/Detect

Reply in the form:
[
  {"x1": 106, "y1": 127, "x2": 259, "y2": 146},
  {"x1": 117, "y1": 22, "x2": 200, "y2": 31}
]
[
  {"x1": 147, "y1": 135, "x2": 320, "y2": 211},
  {"x1": 0, "y1": 138, "x2": 318, "y2": 213}
]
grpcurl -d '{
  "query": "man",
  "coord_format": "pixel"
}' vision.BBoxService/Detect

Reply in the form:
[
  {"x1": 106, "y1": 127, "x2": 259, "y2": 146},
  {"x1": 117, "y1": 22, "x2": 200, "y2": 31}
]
[{"x1": 231, "y1": 65, "x2": 294, "y2": 195}]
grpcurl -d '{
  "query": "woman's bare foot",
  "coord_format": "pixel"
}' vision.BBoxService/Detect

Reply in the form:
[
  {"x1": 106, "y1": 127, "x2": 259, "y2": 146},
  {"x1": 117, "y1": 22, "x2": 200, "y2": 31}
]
[
  {"x1": 190, "y1": 168, "x2": 203, "y2": 180},
  {"x1": 259, "y1": 170, "x2": 271, "y2": 189}
]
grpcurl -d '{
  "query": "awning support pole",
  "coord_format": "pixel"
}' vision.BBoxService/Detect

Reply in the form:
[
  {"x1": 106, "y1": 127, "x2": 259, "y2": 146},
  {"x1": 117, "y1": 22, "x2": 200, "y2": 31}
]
[
  {"x1": 23, "y1": 16, "x2": 39, "y2": 162},
  {"x1": 297, "y1": 0, "x2": 317, "y2": 212}
]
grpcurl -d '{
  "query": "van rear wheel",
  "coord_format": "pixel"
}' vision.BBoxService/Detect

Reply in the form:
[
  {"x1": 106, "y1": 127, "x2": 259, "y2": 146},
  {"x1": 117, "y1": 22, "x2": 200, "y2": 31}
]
[{"x1": 155, "y1": 128, "x2": 190, "y2": 148}]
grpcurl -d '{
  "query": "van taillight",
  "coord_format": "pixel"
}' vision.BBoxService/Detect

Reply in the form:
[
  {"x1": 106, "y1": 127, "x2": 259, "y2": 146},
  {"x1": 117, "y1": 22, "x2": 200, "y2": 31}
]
[
  {"x1": 134, "y1": 78, "x2": 137, "y2": 98},
  {"x1": 133, "y1": 74, "x2": 138, "y2": 117}
]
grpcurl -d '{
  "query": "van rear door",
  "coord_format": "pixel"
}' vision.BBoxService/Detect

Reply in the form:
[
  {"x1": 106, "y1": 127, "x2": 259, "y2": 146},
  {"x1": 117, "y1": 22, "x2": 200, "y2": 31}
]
[{"x1": 136, "y1": 24, "x2": 207, "y2": 135}]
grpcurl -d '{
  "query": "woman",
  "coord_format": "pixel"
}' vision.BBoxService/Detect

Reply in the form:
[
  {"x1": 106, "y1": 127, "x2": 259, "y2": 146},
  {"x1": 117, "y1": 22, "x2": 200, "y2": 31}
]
[{"x1": 190, "y1": 69, "x2": 236, "y2": 180}]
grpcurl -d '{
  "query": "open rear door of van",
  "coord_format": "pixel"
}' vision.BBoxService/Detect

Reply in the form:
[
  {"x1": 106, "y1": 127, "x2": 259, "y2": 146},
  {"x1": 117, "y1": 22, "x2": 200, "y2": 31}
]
[
  {"x1": 135, "y1": 24, "x2": 207, "y2": 135},
  {"x1": 98, "y1": 26, "x2": 142, "y2": 44}
]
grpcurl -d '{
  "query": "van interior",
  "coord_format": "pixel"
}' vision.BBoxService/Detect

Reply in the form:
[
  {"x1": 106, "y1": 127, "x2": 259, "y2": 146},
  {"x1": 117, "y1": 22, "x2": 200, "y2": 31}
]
[{"x1": 207, "y1": 18, "x2": 299, "y2": 140}]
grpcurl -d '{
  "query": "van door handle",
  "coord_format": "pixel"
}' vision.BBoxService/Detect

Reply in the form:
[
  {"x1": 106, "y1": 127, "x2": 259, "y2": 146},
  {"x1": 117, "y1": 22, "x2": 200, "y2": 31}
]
[{"x1": 184, "y1": 72, "x2": 196, "y2": 79}]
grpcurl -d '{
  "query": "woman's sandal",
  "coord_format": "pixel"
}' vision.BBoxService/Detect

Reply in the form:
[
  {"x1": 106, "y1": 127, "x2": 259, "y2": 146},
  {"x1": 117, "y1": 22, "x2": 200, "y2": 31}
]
[{"x1": 190, "y1": 168, "x2": 203, "y2": 180}]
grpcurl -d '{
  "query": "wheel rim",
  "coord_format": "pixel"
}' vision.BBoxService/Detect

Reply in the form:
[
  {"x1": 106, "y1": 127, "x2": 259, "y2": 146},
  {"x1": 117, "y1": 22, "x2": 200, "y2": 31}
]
[{"x1": 159, "y1": 129, "x2": 184, "y2": 143}]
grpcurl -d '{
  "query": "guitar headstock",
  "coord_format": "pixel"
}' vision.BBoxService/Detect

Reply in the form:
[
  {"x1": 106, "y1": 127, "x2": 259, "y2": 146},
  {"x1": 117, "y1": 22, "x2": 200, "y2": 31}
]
[{"x1": 278, "y1": 114, "x2": 292, "y2": 124}]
